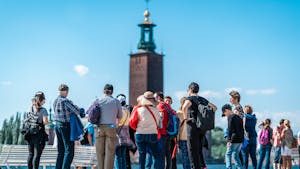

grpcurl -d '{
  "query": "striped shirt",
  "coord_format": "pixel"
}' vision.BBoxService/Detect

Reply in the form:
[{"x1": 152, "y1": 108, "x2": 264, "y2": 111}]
[{"x1": 53, "y1": 95, "x2": 80, "y2": 123}]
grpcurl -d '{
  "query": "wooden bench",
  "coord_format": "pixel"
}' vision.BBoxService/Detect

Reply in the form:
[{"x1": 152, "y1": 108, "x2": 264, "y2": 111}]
[{"x1": 0, "y1": 145, "x2": 97, "y2": 168}]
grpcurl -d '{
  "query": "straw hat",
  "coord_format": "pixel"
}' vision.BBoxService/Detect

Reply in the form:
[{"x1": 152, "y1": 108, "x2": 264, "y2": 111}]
[{"x1": 140, "y1": 91, "x2": 157, "y2": 106}]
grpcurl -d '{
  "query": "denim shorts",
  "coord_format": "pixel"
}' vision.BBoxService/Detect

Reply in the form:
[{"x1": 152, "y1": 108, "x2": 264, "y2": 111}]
[{"x1": 273, "y1": 146, "x2": 282, "y2": 163}]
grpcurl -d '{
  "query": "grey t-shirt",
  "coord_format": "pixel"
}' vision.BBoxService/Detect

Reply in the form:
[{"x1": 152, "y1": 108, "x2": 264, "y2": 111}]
[{"x1": 30, "y1": 107, "x2": 48, "y2": 124}]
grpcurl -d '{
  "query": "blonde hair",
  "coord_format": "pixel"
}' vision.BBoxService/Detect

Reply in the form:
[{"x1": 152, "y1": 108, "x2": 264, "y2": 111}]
[
  {"x1": 284, "y1": 119, "x2": 291, "y2": 128},
  {"x1": 179, "y1": 97, "x2": 187, "y2": 111}
]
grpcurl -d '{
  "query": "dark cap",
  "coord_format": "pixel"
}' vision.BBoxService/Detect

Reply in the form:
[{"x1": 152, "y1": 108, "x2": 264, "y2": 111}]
[
  {"x1": 221, "y1": 104, "x2": 232, "y2": 117},
  {"x1": 58, "y1": 84, "x2": 69, "y2": 91},
  {"x1": 104, "y1": 84, "x2": 113, "y2": 91}
]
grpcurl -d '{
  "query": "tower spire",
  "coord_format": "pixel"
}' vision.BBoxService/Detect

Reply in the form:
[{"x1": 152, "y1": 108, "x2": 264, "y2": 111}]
[{"x1": 137, "y1": 0, "x2": 156, "y2": 52}]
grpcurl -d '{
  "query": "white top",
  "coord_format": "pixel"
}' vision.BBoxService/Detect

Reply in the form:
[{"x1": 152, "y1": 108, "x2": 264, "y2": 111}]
[
  {"x1": 136, "y1": 106, "x2": 160, "y2": 134},
  {"x1": 298, "y1": 131, "x2": 300, "y2": 138}
]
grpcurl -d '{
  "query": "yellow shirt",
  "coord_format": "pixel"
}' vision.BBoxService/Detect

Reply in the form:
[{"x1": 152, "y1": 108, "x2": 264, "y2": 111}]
[{"x1": 118, "y1": 107, "x2": 130, "y2": 126}]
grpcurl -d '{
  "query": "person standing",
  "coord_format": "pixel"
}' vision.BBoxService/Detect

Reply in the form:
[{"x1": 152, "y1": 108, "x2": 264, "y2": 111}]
[
  {"x1": 164, "y1": 96, "x2": 177, "y2": 169},
  {"x1": 229, "y1": 90, "x2": 244, "y2": 166},
  {"x1": 222, "y1": 104, "x2": 244, "y2": 169},
  {"x1": 154, "y1": 92, "x2": 172, "y2": 169},
  {"x1": 241, "y1": 105, "x2": 257, "y2": 169},
  {"x1": 177, "y1": 97, "x2": 191, "y2": 169},
  {"x1": 27, "y1": 92, "x2": 49, "y2": 169},
  {"x1": 182, "y1": 82, "x2": 217, "y2": 169},
  {"x1": 273, "y1": 119, "x2": 285, "y2": 169},
  {"x1": 53, "y1": 84, "x2": 81, "y2": 169},
  {"x1": 129, "y1": 91, "x2": 162, "y2": 169},
  {"x1": 257, "y1": 119, "x2": 273, "y2": 169},
  {"x1": 298, "y1": 131, "x2": 300, "y2": 169},
  {"x1": 281, "y1": 120, "x2": 294, "y2": 169},
  {"x1": 115, "y1": 94, "x2": 133, "y2": 169},
  {"x1": 92, "y1": 84, "x2": 123, "y2": 169}
]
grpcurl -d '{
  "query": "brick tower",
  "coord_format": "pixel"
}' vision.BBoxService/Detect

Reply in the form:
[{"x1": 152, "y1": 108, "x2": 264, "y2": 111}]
[{"x1": 129, "y1": 9, "x2": 163, "y2": 106}]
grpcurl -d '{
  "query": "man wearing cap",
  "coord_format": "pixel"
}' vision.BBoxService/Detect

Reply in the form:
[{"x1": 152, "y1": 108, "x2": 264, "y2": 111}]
[
  {"x1": 95, "y1": 84, "x2": 122, "y2": 169},
  {"x1": 222, "y1": 104, "x2": 244, "y2": 169},
  {"x1": 53, "y1": 84, "x2": 81, "y2": 169}
]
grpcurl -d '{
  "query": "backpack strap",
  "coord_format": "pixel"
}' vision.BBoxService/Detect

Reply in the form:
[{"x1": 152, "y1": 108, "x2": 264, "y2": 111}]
[{"x1": 145, "y1": 106, "x2": 161, "y2": 140}]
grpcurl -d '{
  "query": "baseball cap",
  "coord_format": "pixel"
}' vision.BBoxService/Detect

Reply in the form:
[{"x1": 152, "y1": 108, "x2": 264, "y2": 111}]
[{"x1": 221, "y1": 104, "x2": 232, "y2": 117}]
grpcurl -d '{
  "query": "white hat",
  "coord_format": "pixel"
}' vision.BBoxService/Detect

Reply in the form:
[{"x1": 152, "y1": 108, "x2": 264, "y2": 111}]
[
  {"x1": 117, "y1": 95, "x2": 126, "y2": 104},
  {"x1": 140, "y1": 91, "x2": 157, "y2": 106}
]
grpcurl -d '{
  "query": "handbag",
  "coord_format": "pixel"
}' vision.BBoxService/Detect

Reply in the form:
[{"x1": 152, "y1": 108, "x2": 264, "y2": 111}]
[{"x1": 117, "y1": 110, "x2": 136, "y2": 149}]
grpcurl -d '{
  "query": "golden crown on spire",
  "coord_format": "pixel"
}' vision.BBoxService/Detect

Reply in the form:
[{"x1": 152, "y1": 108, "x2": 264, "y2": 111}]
[{"x1": 144, "y1": 9, "x2": 151, "y2": 23}]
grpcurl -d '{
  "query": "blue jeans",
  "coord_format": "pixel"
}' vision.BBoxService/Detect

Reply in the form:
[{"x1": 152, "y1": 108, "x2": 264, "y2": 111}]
[
  {"x1": 55, "y1": 122, "x2": 74, "y2": 169},
  {"x1": 226, "y1": 143, "x2": 243, "y2": 169},
  {"x1": 241, "y1": 140, "x2": 257, "y2": 169},
  {"x1": 178, "y1": 140, "x2": 191, "y2": 169},
  {"x1": 257, "y1": 144, "x2": 272, "y2": 169},
  {"x1": 114, "y1": 146, "x2": 127, "y2": 169},
  {"x1": 146, "y1": 146, "x2": 153, "y2": 169},
  {"x1": 135, "y1": 134, "x2": 162, "y2": 169},
  {"x1": 273, "y1": 146, "x2": 282, "y2": 164}
]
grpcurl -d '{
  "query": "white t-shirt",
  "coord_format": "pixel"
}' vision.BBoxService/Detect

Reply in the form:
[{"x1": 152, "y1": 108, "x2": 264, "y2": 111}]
[{"x1": 298, "y1": 131, "x2": 300, "y2": 138}]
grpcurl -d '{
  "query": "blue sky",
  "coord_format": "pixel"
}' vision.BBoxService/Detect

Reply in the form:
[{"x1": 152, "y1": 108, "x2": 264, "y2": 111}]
[{"x1": 0, "y1": 0, "x2": 299, "y2": 131}]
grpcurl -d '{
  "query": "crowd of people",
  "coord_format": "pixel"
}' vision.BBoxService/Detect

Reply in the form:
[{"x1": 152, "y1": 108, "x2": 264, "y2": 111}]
[{"x1": 24, "y1": 82, "x2": 300, "y2": 169}]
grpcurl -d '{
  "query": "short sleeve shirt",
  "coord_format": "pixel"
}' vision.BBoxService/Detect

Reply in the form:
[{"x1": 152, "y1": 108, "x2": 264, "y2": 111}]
[{"x1": 30, "y1": 107, "x2": 48, "y2": 124}]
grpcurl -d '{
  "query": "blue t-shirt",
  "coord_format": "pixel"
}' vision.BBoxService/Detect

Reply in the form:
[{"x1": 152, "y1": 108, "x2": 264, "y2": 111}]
[{"x1": 84, "y1": 123, "x2": 95, "y2": 146}]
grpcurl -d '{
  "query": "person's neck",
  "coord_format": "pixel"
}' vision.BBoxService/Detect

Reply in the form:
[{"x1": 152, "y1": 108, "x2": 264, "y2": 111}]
[
  {"x1": 233, "y1": 103, "x2": 240, "y2": 106},
  {"x1": 190, "y1": 93, "x2": 197, "y2": 96}
]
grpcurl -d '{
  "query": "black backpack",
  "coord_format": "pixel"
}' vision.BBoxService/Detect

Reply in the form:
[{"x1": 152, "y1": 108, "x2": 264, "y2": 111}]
[
  {"x1": 21, "y1": 109, "x2": 41, "y2": 136},
  {"x1": 189, "y1": 96, "x2": 215, "y2": 131}
]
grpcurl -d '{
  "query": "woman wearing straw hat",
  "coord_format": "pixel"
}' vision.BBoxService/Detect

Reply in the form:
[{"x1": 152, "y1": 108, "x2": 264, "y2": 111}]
[{"x1": 129, "y1": 91, "x2": 162, "y2": 169}]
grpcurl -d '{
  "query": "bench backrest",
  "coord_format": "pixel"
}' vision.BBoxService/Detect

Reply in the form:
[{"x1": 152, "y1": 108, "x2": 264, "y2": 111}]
[{"x1": 0, "y1": 145, "x2": 97, "y2": 167}]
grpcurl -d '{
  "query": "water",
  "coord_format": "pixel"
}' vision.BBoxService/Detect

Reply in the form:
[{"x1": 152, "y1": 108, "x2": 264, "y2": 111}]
[{"x1": 1, "y1": 164, "x2": 300, "y2": 169}]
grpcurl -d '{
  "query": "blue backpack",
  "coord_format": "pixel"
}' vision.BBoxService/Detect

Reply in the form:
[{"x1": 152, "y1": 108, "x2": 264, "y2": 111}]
[{"x1": 162, "y1": 103, "x2": 179, "y2": 137}]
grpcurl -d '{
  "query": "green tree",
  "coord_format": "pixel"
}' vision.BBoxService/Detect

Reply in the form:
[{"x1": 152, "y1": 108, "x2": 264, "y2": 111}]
[
  {"x1": 0, "y1": 119, "x2": 8, "y2": 144},
  {"x1": 211, "y1": 126, "x2": 227, "y2": 160},
  {"x1": 18, "y1": 112, "x2": 27, "y2": 145},
  {"x1": 4, "y1": 116, "x2": 14, "y2": 144},
  {"x1": 12, "y1": 112, "x2": 21, "y2": 144}
]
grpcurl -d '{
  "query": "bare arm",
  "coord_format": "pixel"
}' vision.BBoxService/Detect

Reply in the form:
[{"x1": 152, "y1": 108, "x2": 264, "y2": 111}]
[
  {"x1": 87, "y1": 134, "x2": 93, "y2": 146},
  {"x1": 243, "y1": 117, "x2": 246, "y2": 129},
  {"x1": 298, "y1": 137, "x2": 300, "y2": 146},
  {"x1": 182, "y1": 100, "x2": 192, "y2": 120},
  {"x1": 208, "y1": 102, "x2": 217, "y2": 112},
  {"x1": 43, "y1": 116, "x2": 50, "y2": 125}
]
